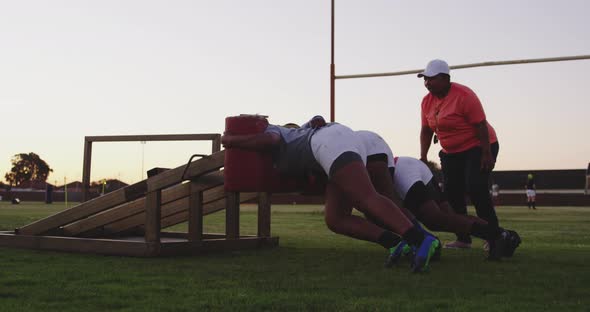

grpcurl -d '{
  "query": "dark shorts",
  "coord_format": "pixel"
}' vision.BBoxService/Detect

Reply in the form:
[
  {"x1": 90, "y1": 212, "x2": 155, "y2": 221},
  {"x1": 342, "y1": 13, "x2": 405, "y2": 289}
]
[
  {"x1": 403, "y1": 178, "x2": 443, "y2": 213},
  {"x1": 329, "y1": 151, "x2": 363, "y2": 177}
]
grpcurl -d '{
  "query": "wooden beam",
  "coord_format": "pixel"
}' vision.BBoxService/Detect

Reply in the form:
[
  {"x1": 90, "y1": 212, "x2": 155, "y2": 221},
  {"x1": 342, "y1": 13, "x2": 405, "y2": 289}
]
[
  {"x1": 81, "y1": 140, "x2": 92, "y2": 202},
  {"x1": 61, "y1": 172, "x2": 224, "y2": 237},
  {"x1": 159, "y1": 192, "x2": 257, "y2": 229},
  {"x1": 188, "y1": 185, "x2": 203, "y2": 242},
  {"x1": 147, "y1": 151, "x2": 225, "y2": 192},
  {"x1": 0, "y1": 232, "x2": 151, "y2": 257},
  {"x1": 145, "y1": 190, "x2": 162, "y2": 245},
  {"x1": 17, "y1": 180, "x2": 148, "y2": 236},
  {"x1": 102, "y1": 186, "x2": 232, "y2": 235},
  {"x1": 258, "y1": 192, "x2": 271, "y2": 238},
  {"x1": 62, "y1": 197, "x2": 146, "y2": 237},
  {"x1": 85, "y1": 134, "x2": 221, "y2": 142},
  {"x1": 211, "y1": 135, "x2": 221, "y2": 153},
  {"x1": 226, "y1": 192, "x2": 240, "y2": 239},
  {"x1": 0, "y1": 230, "x2": 278, "y2": 258}
]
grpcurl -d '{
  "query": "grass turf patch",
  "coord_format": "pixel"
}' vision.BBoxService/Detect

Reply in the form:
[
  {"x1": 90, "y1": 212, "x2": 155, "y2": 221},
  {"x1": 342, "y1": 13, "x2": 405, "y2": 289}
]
[{"x1": 0, "y1": 202, "x2": 589, "y2": 311}]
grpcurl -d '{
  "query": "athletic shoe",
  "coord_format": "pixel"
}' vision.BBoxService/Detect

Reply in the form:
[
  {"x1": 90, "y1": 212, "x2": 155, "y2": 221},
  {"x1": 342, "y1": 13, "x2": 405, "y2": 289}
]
[
  {"x1": 444, "y1": 240, "x2": 472, "y2": 249},
  {"x1": 486, "y1": 235, "x2": 505, "y2": 261},
  {"x1": 411, "y1": 235, "x2": 440, "y2": 273},
  {"x1": 384, "y1": 240, "x2": 410, "y2": 268},
  {"x1": 487, "y1": 230, "x2": 522, "y2": 260},
  {"x1": 431, "y1": 238, "x2": 442, "y2": 261},
  {"x1": 503, "y1": 230, "x2": 521, "y2": 258},
  {"x1": 483, "y1": 241, "x2": 490, "y2": 252}
]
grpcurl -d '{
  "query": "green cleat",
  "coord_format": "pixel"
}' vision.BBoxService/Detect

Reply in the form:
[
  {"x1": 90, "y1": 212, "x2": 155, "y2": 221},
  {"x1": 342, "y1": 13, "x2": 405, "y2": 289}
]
[
  {"x1": 384, "y1": 240, "x2": 408, "y2": 268},
  {"x1": 411, "y1": 235, "x2": 440, "y2": 273}
]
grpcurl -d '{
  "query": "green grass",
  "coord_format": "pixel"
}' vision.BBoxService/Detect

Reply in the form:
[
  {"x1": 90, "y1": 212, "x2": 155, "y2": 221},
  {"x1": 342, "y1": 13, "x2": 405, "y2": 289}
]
[{"x1": 1, "y1": 202, "x2": 589, "y2": 311}]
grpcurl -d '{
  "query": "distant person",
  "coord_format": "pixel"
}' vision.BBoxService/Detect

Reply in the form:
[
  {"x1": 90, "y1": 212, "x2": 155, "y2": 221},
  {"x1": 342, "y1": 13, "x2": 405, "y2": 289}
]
[
  {"x1": 417, "y1": 59, "x2": 500, "y2": 249},
  {"x1": 586, "y1": 163, "x2": 590, "y2": 195},
  {"x1": 525, "y1": 173, "x2": 536, "y2": 210},
  {"x1": 491, "y1": 183, "x2": 500, "y2": 206}
]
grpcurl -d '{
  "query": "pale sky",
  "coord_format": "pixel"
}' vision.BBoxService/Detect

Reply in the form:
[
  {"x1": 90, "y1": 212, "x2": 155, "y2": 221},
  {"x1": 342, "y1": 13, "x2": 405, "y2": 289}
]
[{"x1": 1, "y1": 0, "x2": 589, "y2": 185}]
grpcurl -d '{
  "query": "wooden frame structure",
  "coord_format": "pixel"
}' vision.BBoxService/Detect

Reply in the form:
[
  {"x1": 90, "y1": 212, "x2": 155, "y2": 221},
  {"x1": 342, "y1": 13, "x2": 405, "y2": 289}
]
[
  {"x1": 82, "y1": 134, "x2": 222, "y2": 202},
  {"x1": 0, "y1": 135, "x2": 278, "y2": 257}
]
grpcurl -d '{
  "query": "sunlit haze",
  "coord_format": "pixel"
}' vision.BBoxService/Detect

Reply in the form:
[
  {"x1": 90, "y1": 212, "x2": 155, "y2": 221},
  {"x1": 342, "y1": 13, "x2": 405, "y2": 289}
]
[{"x1": 1, "y1": 1, "x2": 589, "y2": 185}]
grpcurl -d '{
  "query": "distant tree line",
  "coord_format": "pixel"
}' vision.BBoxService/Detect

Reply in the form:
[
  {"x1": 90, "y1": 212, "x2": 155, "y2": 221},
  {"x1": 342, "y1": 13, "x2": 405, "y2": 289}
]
[
  {"x1": 2, "y1": 153, "x2": 121, "y2": 191},
  {"x1": 4, "y1": 153, "x2": 53, "y2": 187}
]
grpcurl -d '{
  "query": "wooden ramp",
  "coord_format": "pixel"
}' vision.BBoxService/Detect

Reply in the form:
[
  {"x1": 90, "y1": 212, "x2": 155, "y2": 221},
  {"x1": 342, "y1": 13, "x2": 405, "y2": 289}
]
[{"x1": 0, "y1": 150, "x2": 277, "y2": 257}]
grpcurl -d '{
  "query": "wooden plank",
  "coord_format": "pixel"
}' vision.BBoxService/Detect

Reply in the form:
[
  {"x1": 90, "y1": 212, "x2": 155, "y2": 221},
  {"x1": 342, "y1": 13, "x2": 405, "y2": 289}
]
[
  {"x1": 104, "y1": 185, "x2": 230, "y2": 234},
  {"x1": 147, "y1": 150, "x2": 224, "y2": 192},
  {"x1": 61, "y1": 172, "x2": 225, "y2": 237},
  {"x1": 159, "y1": 192, "x2": 258, "y2": 230},
  {"x1": 62, "y1": 197, "x2": 145, "y2": 237},
  {"x1": 258, "y1": 192, "x2": 271, "y2": 238},
  {"x1": 147, "y1": 167, "x2": 169, "y2": 178},
  {"x1": 160, "y1": 198, "x2": 224, "y2": 229},
  {"x1": 0, "y1": 233, "x2": 151, "y2": 257},
  {"x1": 102, "y1": 186, "x2": 235, "y2": 236},
  {"x1": 82, "y1": 140, "x2": 92, "y2": 202},
  {"x1": 211, "y1": 135, "x2": 221, "y2": 153},
  {"x1": 0, "y1": 232, "x2": 277, "y2": 257},
  {"x1": 86, "y1": 134, "x2": 221, "y2": 142},
  {"x1": 144, "y1": 190, "x2": 161, "y2": 244},
  {"x1": 17, "y1": 180, "x2": 148, "y2": 236},
  {"x1": 188, "y1": 185, "x2": 203, "y2": 242},
  {"x1": 226, "y1": 192, "x2": 240, "y2": 240},
  {"x1": 109, "y1": 198, "x2": 191, "y2": 236}
]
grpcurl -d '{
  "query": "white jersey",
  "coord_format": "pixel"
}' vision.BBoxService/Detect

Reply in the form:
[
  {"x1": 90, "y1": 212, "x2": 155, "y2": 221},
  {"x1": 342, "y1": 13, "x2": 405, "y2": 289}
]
[
  {"x1": 393, "y1": 156, "x2": 434, "y2": 199},
  {"x1": 355, "y1": 130, "x2": 395, "y2": 168},
  {"x1": 310, "y1": 123, "x2": 367, "y2": 176}
]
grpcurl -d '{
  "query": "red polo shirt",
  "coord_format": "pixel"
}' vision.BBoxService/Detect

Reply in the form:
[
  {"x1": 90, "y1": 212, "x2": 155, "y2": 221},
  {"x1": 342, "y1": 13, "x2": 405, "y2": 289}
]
[{"x1": 421, "y1": 82, "x2": 497, "y2": 154}]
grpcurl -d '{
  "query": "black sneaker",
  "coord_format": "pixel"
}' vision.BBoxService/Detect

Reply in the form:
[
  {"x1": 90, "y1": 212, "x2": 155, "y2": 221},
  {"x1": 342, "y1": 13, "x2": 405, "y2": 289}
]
[
  {"x1": 503, "y1": 230, "x2": 521, "y2": 258},
  {"x1": 487, "y1": 232, "x2": 507, "y2": 261}
]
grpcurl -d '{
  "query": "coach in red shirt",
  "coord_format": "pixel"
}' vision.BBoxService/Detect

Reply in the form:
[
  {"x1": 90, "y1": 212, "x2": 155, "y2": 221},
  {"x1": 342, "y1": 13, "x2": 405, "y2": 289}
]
[{"x1": 418, "y1": 59, "x2": 500, "y2": 249}]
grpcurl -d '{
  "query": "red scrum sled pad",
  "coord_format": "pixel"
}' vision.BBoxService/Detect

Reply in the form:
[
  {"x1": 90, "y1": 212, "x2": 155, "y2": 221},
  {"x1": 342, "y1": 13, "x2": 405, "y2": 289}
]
[{"x1": 224, "y1": 114, "x2": 274, "y2": 192}]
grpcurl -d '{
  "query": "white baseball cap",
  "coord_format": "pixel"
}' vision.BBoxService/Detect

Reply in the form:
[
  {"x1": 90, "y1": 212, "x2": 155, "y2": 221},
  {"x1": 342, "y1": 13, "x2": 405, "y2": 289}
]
[{"x1": 417, "y1": 59, "x2": 450, "y2": 78}]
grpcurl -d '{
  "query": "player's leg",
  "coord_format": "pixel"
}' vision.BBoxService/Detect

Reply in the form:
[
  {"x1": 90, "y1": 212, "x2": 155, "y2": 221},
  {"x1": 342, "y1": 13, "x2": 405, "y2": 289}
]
[{"x1": 440, "y1": 150, "x2": 472, "y2": 247}]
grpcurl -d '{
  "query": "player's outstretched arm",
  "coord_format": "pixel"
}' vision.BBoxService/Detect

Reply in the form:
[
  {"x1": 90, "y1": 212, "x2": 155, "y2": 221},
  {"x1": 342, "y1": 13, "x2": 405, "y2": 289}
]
[{"x1": 221, "y1": 132, "x2": 281, "y2": 150}]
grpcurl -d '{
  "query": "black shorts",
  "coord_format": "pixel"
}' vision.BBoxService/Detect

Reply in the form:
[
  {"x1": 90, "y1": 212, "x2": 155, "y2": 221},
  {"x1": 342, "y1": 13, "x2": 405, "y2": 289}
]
[{"x1": 403, "y1": 178, "x2": 443, "y2": 213}]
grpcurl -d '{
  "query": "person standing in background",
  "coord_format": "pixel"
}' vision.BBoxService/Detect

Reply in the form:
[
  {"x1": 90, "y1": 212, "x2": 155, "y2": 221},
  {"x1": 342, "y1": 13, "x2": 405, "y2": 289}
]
[
  {"x1": 585, "y1": 163, "x2": 590, "y2": 195},
  {"x1": 491, "y1": 182, "x2": 500, "y2": 206},
  {"x1": 525, "y1": 173, "x2": 536, "y2": 210},
  {"x1": 417, "y1": 59, "x2": 500, "y2": 249}
]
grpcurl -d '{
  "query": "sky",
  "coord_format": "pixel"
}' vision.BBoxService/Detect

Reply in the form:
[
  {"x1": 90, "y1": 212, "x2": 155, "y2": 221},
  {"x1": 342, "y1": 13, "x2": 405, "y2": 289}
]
[{"x1": 1, "y1": 0, "x2": 589, "y2": 185}]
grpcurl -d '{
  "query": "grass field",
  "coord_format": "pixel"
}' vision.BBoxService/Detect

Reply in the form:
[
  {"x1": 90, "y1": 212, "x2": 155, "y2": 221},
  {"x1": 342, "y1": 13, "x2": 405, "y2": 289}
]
[{"x1": 1, "y1": 202, "x2": 589, "y2": 311}]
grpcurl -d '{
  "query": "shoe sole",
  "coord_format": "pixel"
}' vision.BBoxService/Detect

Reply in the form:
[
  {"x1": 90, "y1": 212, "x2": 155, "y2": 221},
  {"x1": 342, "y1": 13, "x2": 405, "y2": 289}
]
[{"x1": 412, "y1": 239, "x2": 440, "y2": 273}]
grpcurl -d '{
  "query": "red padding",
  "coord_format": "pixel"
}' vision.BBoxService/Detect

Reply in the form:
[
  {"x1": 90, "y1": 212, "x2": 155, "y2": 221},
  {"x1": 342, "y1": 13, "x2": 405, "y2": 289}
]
[
  {"x1": 224, "y1": 115, "x2": 274, "y2": 192},
  {"x1": 223, "y1": 114, "x2": 320, "y2": 193}
]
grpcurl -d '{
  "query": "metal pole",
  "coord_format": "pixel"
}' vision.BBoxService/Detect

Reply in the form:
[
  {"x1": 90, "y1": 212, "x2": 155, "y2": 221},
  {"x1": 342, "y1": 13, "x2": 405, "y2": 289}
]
[
  {"x1": 330, "y1": 0, "x2": 335, "y2": 122},
  {"x1": 335, "y1": 54, "x2": 590, "y2": 80}
]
